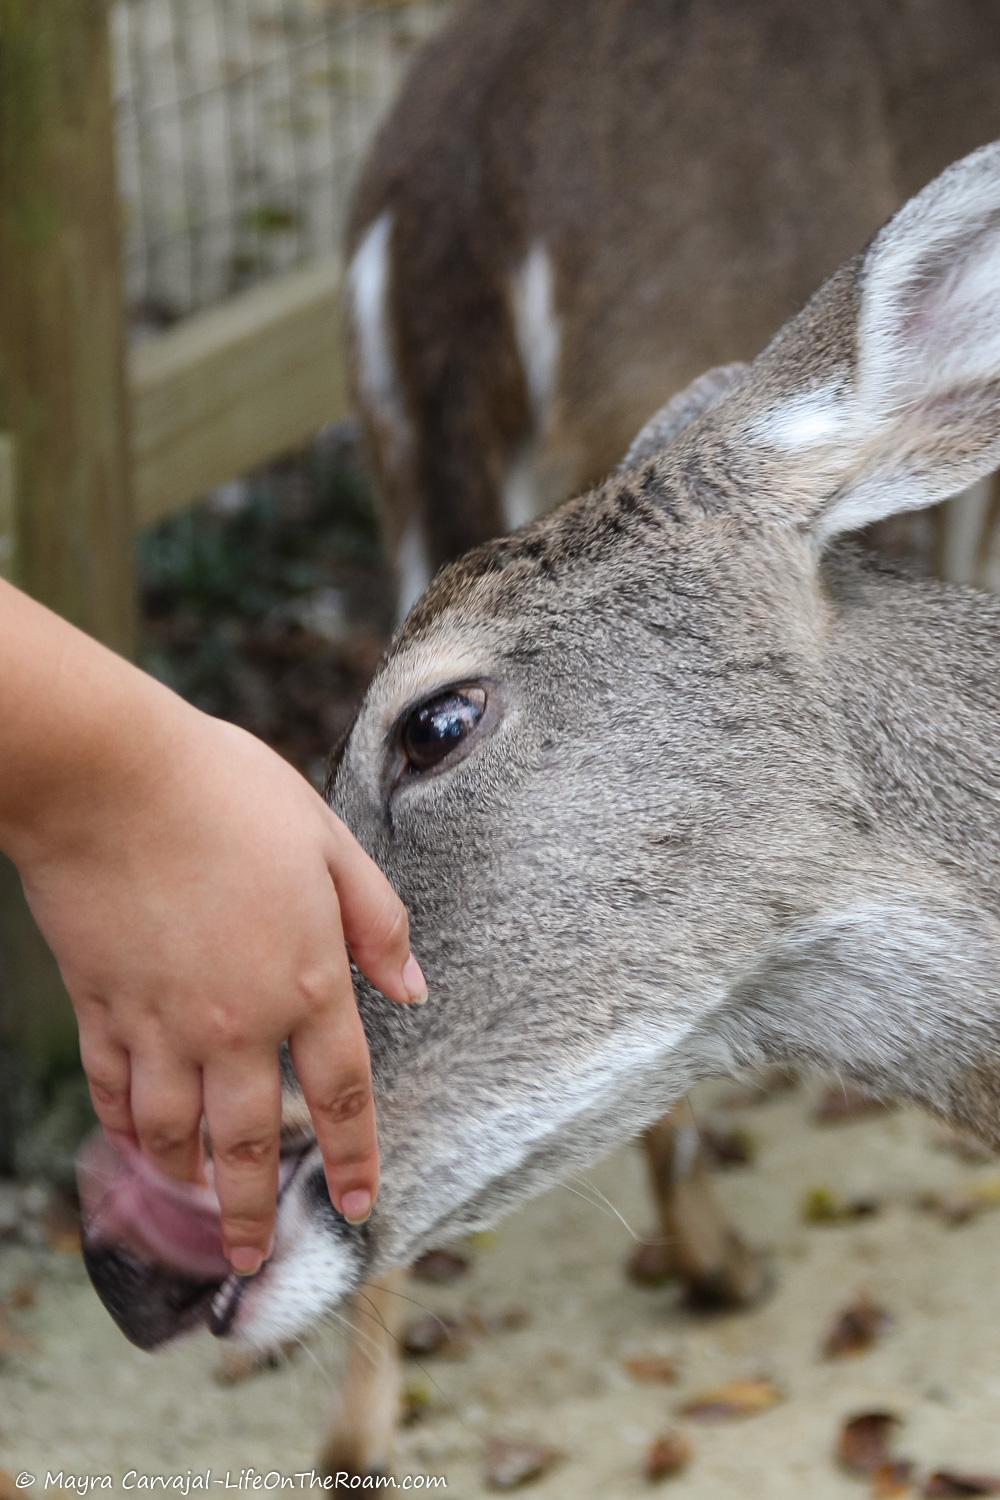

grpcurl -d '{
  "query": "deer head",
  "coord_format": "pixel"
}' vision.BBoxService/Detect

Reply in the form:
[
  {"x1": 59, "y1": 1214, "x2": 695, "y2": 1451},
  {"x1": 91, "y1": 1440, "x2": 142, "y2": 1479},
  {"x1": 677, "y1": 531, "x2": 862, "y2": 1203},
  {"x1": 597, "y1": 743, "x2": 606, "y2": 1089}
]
[{"x1": 84, "y1": 144, "x2": 1000, "y2": 1352}]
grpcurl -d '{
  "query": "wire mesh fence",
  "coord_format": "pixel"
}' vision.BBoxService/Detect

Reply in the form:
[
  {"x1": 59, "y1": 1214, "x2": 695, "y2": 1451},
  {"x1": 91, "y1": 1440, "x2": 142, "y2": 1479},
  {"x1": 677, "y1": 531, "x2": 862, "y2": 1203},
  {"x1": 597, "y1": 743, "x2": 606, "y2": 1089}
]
[{"x1": 113, "y1": 0, "x2": 451, "y2": 324}]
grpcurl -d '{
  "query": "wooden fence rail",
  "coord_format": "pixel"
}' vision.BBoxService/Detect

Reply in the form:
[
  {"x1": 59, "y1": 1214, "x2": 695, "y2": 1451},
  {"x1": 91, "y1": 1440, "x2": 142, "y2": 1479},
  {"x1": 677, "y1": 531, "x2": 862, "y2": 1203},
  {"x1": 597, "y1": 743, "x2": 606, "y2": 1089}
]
[
  {"x1": 0, "y1": 1, "x2": 349, "y2": 1085},
  {"x1": 132, "y1": 257, "x2": 347, "y2": 529},
  {"x1": 0, "y1": 255, "x2": 348, "y2": 565}
]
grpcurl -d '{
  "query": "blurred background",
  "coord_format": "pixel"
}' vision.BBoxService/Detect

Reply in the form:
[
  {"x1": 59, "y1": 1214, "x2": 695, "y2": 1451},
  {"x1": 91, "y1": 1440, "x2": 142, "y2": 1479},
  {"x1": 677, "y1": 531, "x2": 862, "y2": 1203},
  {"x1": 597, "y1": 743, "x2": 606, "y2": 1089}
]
[{"x1": 1, "y1": 1, "x2": 1000, "y2": 1494}]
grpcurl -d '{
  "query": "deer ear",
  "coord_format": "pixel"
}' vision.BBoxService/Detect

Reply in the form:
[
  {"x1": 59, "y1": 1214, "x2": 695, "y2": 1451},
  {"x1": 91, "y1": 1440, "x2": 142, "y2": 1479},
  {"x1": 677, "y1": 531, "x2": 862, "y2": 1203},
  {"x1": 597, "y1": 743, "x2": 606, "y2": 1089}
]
[
  {"x1": 621, "y1": 364, "x2": 749, "y2": 470},
  {"x1": 747, "y1": 141, "x2": 1000, "y2": 542}
]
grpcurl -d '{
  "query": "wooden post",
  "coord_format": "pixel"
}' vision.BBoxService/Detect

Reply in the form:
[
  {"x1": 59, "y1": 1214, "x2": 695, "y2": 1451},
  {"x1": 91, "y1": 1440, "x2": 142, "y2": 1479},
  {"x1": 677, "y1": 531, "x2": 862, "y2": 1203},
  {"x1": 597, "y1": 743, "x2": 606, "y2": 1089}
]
[{"x1": 0, "y1": 0, "x2": 135, "y2": 1081}]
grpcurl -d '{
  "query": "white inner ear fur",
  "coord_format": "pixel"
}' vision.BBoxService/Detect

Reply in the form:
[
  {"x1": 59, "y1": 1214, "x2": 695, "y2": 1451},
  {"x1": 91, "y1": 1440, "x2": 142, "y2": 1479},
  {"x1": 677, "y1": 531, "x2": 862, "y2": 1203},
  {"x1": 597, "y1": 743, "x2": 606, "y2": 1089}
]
[
  {"x1": 753, "y1": 142, "x2": 1000, "y2": 542},
  {"x1": 860, "y1": 199, "x2": 1000, "y2": 406}
]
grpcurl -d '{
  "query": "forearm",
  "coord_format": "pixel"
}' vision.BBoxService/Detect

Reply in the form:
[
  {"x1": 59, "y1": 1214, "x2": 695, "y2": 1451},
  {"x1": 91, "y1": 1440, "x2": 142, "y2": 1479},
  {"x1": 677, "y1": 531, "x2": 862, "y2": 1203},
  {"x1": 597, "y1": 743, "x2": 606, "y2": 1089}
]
[
  {"x1": 0, "y1": 579, "x2": 187, "y2": 864},
  {"x1": 1, "y1": 579, "x2": 422, "y2": 1259}
]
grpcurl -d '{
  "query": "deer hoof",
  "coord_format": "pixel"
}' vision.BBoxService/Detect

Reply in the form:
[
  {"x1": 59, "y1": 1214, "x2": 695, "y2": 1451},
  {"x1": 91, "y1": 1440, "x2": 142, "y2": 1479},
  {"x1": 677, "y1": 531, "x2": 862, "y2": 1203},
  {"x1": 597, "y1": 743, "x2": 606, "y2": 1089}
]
[
  {"x1": 316, "y1": 1451, "x2": 390, "y2": 1490},
  {"x1": 683, "y1": 1233, "x2": 771, "y2": 1311}
]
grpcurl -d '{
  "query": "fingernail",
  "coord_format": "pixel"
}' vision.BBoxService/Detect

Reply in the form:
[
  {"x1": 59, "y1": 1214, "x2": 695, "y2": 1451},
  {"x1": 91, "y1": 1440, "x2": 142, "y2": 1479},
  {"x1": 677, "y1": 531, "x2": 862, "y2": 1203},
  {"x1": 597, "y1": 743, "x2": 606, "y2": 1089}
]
[
  {"x1": 402, "y1": 954, "x2": 428, "y2": 1004},
  {"x1": 341, "y1": 1189, "x2": 372, "y2": 1225},
  {"x1": 229, "y1": 1246, "x2": 264, "y2": 1277}
]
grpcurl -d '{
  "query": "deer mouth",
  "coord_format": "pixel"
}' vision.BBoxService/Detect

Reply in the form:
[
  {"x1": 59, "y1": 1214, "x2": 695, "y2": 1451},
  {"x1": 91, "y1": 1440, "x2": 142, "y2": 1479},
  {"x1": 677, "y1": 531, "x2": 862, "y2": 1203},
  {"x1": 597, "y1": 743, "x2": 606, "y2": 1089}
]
[
  {"x1": 77, "y1": 1129, "x2": 311, "y2": 1349},
  {"x1": 208, "y1": 1270, "x2": 247, "y2": 1337}
]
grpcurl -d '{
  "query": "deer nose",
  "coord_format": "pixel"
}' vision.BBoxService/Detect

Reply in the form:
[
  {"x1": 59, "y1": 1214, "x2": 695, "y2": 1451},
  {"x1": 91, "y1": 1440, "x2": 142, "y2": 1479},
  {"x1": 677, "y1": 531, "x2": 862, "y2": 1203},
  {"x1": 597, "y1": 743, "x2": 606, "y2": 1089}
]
[
  {"x1": 81, "y1": 1240, "x2": 221, "y2": 1351},
  {"x1": 77, "y1": 1128, "x2": 315, "y2": 1348},
  {"x1": 76, "y1": 1129, "x2": 229, "y2": 1349}
]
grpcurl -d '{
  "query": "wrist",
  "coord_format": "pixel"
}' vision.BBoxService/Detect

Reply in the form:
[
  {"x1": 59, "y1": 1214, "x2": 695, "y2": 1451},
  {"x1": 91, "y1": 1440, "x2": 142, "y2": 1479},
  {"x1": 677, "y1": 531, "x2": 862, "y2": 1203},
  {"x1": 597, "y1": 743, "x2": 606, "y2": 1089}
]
[{"x1": 0, "y1": 589, "x2": 195, "y2": 870}]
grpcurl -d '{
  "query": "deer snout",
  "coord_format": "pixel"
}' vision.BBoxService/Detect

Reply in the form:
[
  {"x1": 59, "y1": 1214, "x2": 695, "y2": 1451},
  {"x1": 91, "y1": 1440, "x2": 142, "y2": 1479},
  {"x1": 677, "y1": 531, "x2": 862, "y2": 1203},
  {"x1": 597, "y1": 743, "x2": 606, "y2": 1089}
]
[
  {"x1": 76, "y1": 1129, "x2": 228, "y2": 1349},
  {"x1": 81, "y1": 1240, "x2": 222, "y2": 1352},
  {"x1": 77, "y1": 1129, "x2": 335, "y2": 1350}
]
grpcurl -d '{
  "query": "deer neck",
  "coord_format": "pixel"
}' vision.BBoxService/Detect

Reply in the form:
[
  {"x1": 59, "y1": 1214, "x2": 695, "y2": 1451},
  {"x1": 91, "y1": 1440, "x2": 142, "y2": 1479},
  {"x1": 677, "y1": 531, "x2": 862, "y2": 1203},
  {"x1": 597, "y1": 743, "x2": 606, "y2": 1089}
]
[
  {"x1": 826, "y1": 546, "x2": 999, "y2": 898},
  {"x1": 715, "y1": 545, "x2": 1000, "y2": 1143}
]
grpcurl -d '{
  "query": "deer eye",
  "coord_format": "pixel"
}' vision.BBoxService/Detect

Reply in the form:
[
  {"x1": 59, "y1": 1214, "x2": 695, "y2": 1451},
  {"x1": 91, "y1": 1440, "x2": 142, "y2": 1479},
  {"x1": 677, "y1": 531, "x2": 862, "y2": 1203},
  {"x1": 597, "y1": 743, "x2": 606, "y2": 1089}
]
[{"x1": 400, "y1": 686, "x2": 487, "y2": 773}]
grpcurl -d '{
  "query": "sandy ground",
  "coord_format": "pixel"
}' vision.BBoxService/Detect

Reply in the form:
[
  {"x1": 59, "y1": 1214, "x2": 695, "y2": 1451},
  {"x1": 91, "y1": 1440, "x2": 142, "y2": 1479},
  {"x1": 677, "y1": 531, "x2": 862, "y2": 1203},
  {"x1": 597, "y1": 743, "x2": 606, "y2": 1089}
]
[{"x1": 3, "y1": 1076, "x2": 1000, "y2": 1496}]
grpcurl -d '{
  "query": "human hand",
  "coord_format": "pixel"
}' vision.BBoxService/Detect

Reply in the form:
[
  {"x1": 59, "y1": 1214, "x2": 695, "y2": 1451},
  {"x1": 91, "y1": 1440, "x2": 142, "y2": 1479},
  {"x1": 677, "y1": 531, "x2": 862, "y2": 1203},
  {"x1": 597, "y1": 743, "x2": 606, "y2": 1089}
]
[{"x1": 13, "y1": 699, "x2": 425, "y2": 1276}]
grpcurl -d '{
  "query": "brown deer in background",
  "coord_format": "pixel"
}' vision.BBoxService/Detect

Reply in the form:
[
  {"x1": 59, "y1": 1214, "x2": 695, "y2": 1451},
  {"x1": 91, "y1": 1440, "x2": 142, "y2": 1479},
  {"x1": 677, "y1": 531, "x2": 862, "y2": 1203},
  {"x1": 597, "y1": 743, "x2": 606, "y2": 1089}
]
[{"x1": 326, "y1": 0, "x2": 1000, "y2": 1475}]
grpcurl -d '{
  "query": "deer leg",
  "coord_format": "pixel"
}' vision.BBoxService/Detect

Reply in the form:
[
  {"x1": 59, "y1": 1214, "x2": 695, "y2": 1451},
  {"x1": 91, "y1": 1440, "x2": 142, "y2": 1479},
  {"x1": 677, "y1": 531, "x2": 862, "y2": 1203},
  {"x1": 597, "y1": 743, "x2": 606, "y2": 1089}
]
[
  {"x1": 976, "y1": 469, "x2": 1000, "y2": 590},
  {"x1": 317, "y1": 1270, "x2": 407, "y2": 1481},
  {"x1": 642, "y1": 1101, "x2": 768, "y2": 1308}
]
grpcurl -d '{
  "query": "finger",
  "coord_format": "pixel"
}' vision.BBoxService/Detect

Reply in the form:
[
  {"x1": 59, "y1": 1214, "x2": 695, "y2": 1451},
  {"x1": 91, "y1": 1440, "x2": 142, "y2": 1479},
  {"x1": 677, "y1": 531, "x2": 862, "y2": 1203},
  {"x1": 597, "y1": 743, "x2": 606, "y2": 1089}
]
[
  {"x1": 79, "y1": 1028, "x2": 135, "y2": 1144},
  {"x1": 326, "y1": 819, "x2": 427, "y2": 1005},
  {"x1": 130, "y1": 1058, "x2": 205, "y2": 1185},
  {"x1": 289, "y1": 989, "x2": 379, "y2": 1225},
  {"x1": 202, "y1": 1055, "x2": 281, "y2": 1275}
]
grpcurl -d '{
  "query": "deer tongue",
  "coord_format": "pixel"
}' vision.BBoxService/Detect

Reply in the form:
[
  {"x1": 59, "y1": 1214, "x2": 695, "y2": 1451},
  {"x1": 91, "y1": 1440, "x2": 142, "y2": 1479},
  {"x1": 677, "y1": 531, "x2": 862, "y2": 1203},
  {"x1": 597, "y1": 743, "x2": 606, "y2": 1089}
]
[{"x1": 77, "y1": 1129, "x2": 230, "y2": 1281}]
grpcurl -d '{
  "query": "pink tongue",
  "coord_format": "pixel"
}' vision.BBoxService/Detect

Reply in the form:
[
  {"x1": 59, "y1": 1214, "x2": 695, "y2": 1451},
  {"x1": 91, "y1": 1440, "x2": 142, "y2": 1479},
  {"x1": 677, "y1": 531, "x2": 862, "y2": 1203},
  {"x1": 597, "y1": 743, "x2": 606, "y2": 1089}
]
[{"x1": 77, "y1": 1130, "x2": 230, "y2": 1280}]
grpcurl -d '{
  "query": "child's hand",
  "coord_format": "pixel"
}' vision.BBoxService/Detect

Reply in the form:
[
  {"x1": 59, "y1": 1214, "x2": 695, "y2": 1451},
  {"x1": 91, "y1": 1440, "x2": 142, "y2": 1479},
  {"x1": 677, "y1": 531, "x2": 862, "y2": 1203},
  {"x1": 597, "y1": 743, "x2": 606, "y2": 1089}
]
[{"x1": 10, "y1": 689, "x2": 424, "y2": 1277}]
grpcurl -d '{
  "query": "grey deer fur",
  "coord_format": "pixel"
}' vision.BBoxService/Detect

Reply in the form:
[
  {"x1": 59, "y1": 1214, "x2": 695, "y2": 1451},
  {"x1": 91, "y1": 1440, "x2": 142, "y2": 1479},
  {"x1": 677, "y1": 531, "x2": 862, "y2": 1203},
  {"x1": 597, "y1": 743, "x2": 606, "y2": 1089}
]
[{"x1": 84, "y1": 144, "x2": 1000, "y2": 1354}]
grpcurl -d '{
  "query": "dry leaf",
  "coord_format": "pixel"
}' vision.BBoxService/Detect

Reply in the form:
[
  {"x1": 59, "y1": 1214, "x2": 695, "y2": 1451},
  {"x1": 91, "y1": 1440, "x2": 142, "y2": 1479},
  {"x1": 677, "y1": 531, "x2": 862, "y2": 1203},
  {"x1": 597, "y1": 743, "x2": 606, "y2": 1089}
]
[
  {"x1": 923, "y1": 1475, "x2": 1000, "y2": 1497},
  {"x1": 625, "y1": 1354, "x2": 680, "y2": 1384},
  {"x1": 919, "y1": 1178, "x2": 1000, "y2": 1226},
  {"x1": 679, "y1": 1376, "x2": 782, "y2": 1421},
  {"x1": 814, "y1": 1084, "x2": 891, "y2": 1123},
  {"x1": 700, "y1": 1124, "x2": 756, "y2": 1168},
  {"x1": 44, "y1": 1221, "x2": 81, "y2": 1253},
  {"x1": 873, "y1": 1460, "x2": 915, "y2": 1497},
  {"x1": 645, "y1": 1431, "x2": 692, "y2": 1482},
  {"x1": 214, "y1": 1341, "x2": 293, "y2": 1385},
  {"x1": 400, "y1": 1380, "x2": 432, "y2": 1427},
  {"x1": 935, "y1": 1131, "x2": 996, "y2": 1166},
  {"x1": 0, "y1": 1307, "x2": 35, "y2": 1360},
  {"x1": 412, "y1": 1247, "x2": 471, "y2": 1284},
  {"x1": 802, "y1": 1186, "x2": 881, "y2": 1225},
  {"x1": 0, "y1": 1475, "x2": 63, "y2": 1500},
  {"x1": 42, "y1": 1192, "x2": 82, "y2": 1254},
  {"x1": 492, "y1": 1305, "x2": 531, "y2": 1332},
  {"x1": 837, "y1": 1412, "x2": 902, "y2": 1474},
  {"x1": 823, "y1": 1293, "x2": 894, "y2": 1358},
  {"x1": 627, "y1": 1240, "x2": 674, "y2": 1287},
  {"x1": 0, "y1": 1473, "x2": 62, "y2": 1500},
  {"x1": 484, "y1": 1437, "x2": 561, "y2": 1491},
  {"x1": 402, "y1": 1312, "x2": 467, "y2": 1358}
]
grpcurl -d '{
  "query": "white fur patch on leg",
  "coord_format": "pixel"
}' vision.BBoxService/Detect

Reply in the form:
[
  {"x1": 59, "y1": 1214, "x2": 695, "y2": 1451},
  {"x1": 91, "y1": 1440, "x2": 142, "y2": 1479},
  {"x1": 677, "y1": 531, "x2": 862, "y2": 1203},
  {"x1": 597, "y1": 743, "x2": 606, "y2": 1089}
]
[
  {"x1": 348, "y1": 211, "x2": 413, "y2": 478},
  {"x1": 348, "y1": 212, "x2": 432, "y2": 615},
  {"x1": 503, "y1": 244, "x2": 561, "y2": 532},
  {"x1": 348, "y1": 212, "x2": 397, "y2": 413},
  {"x1": 510, "y1": 243, "x2": 561, "y2": 424}
]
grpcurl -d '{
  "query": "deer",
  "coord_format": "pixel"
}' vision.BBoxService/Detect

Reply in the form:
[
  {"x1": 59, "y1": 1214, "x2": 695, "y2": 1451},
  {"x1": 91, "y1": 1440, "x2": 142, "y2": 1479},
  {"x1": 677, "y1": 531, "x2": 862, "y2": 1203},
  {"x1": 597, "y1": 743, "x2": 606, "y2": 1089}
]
[
  {"x1": 81, "y1": 141, "x2": 1000, "y2": 1488},
  {"x1": 329, "y1": 0, "x2": 1000, "y2": 1472},
  {"x1": 347, "y1": 0, "x2": 1000, "y2": 610}
]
